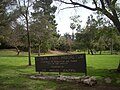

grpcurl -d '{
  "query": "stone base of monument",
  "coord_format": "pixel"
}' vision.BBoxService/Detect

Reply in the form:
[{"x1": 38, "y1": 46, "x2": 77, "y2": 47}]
[{"x1": 30, "y1": 74, "x2": 97, "y2": 86}]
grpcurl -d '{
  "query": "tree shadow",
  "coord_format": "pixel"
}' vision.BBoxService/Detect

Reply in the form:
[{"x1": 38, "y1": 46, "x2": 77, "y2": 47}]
[
  {"x1": 0, "y1": 64, "x2": 120, "y2": 87},
  {"x1": 87, "y1": 66, "x2": 120, "y2": 85},
  {"x1": 0, "y1": 55, "x2": 36, "y2": 57}
]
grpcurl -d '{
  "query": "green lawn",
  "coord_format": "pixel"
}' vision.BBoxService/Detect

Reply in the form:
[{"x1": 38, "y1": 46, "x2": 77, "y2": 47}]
[{"x1": 0, "y1": 49, "x2": 120, "y2": 90}]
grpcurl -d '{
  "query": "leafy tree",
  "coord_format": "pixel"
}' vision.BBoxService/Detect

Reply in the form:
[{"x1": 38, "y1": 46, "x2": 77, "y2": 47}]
[
  {"x1": 94, "y1": 35, "x2": 106, "y2": 55},
  {"x1": 16, "y1": 0, "x2": 33, "y2": 65},
  {"x1": 83, "y1": 15, "x2": 97, "y2": 55},
  {"x1": 114, "y1": 36, "x2": 120, "y2": 53},
  {"x1": 105, "y1": 26, "x2": 117, "y2": 54},
  {"x1": 30, "y1": 19, "x2": 52, "y2": 56},
  {"x1": 70, "y1": 15, "x2": 82, "y2": 40},
  {"x1": 6, "y1": 21, "x2": 25, "y2": 55},
  {"x1": 93, "y1": 13, "x2": 110, "y2": 54},
  {"x1": 64, "y1": 33, "x2": 73, "y2": 52},
  {"x1": 75, "y1": 32, "x2": 88, "y2": 52},
  {"x1": 93, "y1": 11, "x2": 120, "y2": 55},
  {"x1": 0, "y1": 0, "x2": 23, "y2": 48},
  {"x1": 55, "y1": 35, "x2": 71, "y2": 52},
  {"x1": 49, "y1": 31, "x2": 60, "y2": 50},
  {"x1": 30, "y1": 0, "x2": 57, "y2": 56},
  {"x1": 0, "y1": 0, "x2": 12, "y2": 43}
]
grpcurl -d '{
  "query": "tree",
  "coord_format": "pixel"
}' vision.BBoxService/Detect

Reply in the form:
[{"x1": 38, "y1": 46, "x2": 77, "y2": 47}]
[
  {"x1": 94, "y1": 35, "x2": 106, "y2": 55},
  {"x1": 12, "y1": 0, "x2": 34, "y2": 66},
  {"x1": 84, "y1": 15, "x2": 97, "y2": 55},
  {"x1": 30, "y1": 0, "x2": 57, "y2": 56},
  {"x1": 93, "y1": 13, "x2": 112, "y2": 55},
  {"x1": 2, "y1": 0, "x2": 35, "y2": 65},
  {"x1": 114, "y1": 36, "x2": 120, "y2": 53},
  {"x1": 6, "y1": 22, "x2": 25, "y2": 55},
  {"x1": 75, "y1": 32, "x2": 88, "y2": 52},
  {"x1": 55, "y1": 35, "x2": 71, "y2": 52},
  {"x1": 95, "y1": 13, "x2": 118, "y2": 55},
  {"x1": 105, "y1": 25, "x2": 117, "y2": 55},
  {"x1": 70, "y1": 23, "x2": 76, "y2": 40},
  {"x1": 64, "y1": 33, "x2": 73, "y2": 52},
  {"x1": 55, "y1": 0, "x2": 120, "y2": 34},
  {"x1": 0, "y1": 0, "x2": 23, "y2": 49},
  {"x1": 70, "y1": 15, "x2": 82, "y2": 40},
  {"x1": 30, "y1": 19, "x2": 53, "y2": 56},
  {"x1": 49, "y1": 31, "x2": 60, "y2": 51},
  {"x1": 0, "y1": 0, "x2": 12, "y2": 43}
]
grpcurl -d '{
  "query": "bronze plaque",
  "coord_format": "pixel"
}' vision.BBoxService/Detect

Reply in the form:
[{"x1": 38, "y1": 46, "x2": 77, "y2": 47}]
[{"x1": 35, "y1": 54, "x2": 86, "y2": 73}]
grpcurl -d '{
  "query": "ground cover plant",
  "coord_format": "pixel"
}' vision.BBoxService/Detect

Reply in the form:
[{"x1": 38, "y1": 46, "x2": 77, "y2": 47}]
[{"x1": 0, "y1": 49, "x2": 120, "y2": 90}]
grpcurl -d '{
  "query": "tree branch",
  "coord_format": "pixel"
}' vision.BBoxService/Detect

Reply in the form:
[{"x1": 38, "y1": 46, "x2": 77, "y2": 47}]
[
  {"x1": 110, "y1": 4, "x2": 118, "y2": 19},
  {"x1": 57, "y1": 6, "x2": 81, "y2": 14},
  {"x1": 97, "y1": 7, "x2": 114, "y2": 22},
  {"x1": 55, "y1": 0, "x2": 97, "y2": 11},
  {"x1": 105, "y1": 0, "x2": 111, "y2": 6},
  {"x1": 93, "y1": 0, "x2": 97, "y2": 8},
  {"x1": 112, "y1": 0, "x2": 117, "y2": 4},
  {"x1": 100, "y1": 0, "x2": 105, "y2": 9}
]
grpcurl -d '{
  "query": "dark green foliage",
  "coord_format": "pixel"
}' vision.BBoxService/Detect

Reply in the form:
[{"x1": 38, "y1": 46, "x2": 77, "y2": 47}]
[
  {"x1": 74, "y1": 13, "x2": 120, "y2": 55},
  {"x1": 113, "y1": 36, "x2": 120, "y2": 53},
  {"x1": 30, "y1": 0, "x2": 58, "y2": 55}
]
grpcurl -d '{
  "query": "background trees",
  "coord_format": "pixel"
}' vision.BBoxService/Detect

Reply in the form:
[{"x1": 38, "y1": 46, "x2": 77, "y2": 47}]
[
  {"x1": 0, "y1": 0, "x2": 59, "y2": 65},
  {"x1": 0, "y1": 0, "x2": 120, "y2": 71},
  {"x1": 74, "y1": 13, "x2": 120, "y2": 55}
]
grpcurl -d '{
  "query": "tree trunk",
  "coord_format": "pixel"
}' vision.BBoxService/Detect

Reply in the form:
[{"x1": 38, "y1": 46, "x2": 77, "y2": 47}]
[
  {"x1": 112, "y1": 19, "x2": 120, "y2": 35},
  {"x1": 117, "y1": 60, "x2": 120, "y2": 72},
  {"x1": 88, "y1": 49, "x2": 90, "y2": 54},
  {"x1": 26, "y1": 14, "x2": 31, "y2": 66},
  {"x1": 112, "y1": 19, "x2": 120, "y2": 72},
  {"x1": 15, "y1": 46, "x2": 20, "y2": 55},
  {"x1": 100, "y1": 50, "x2": 102, "y2": 55},
  {"x1": 90, "y1": 49, "x2": 94, "y2": 55},
  {"x1": 38, "y1": 44, "x2": 40, "y2": 56},
  {"x1": 110, "y1": 38, "x2": 113, "y2": 55}
]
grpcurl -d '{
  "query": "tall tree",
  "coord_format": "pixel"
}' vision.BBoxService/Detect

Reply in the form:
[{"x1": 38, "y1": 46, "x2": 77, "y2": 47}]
[
  {"x1": 70, "y1": 15, "x2": 82, "y2": 40},
  {"x1": 0, "y1": 0, "x2": 21, "y2": 46},
  {"x1": 12, "y1": 0, "x2": 34, "y2": 65},
  {"x1": 85, "y1": 14, "x2": 97, "y2": 55},
  {"x1": 31, "y1": 0, "x2": 57, "y2": 56},
  {"x1": 2, "y1": 0, "x2": 34, "y2": 65}
]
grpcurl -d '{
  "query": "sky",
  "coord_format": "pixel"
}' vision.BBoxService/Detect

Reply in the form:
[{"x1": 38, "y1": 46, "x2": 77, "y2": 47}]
[{"x1": 54, "y1": 2, "x2": 94, "y2": 35}]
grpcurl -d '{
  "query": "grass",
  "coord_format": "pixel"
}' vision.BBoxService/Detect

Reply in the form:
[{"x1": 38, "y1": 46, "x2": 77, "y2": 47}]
[{"x1": 0, "y1": 49, "x2": 120, "y2": 90}]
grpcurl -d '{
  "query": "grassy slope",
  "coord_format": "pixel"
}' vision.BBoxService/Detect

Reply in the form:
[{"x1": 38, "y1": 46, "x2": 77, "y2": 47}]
[{"x1": 0, "y1": 49, "x2": 120, "y2": 90}]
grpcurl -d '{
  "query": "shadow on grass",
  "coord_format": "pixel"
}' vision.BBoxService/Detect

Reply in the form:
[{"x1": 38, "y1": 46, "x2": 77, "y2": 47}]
[
  {"x1": 0, "y1": 64, "x2": 36, "y2": 76},
  {"x1": 0, "y1": 64, "x2": 35, "y2": 90},
  {"x1": 0, "y1": 55, "x2": 36, "y2": 57},
  {"x1": 0, "y1": 64, "x2": 120, "y2": 90},
  {"x1": 0, "y1": 64, "x2": 120, "y2": 77}
]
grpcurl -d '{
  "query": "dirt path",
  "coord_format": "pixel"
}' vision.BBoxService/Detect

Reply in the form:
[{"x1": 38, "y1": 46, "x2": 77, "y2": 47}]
[{"x1": 48, "y1": 50, "x2": 65, "y2": 54}]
